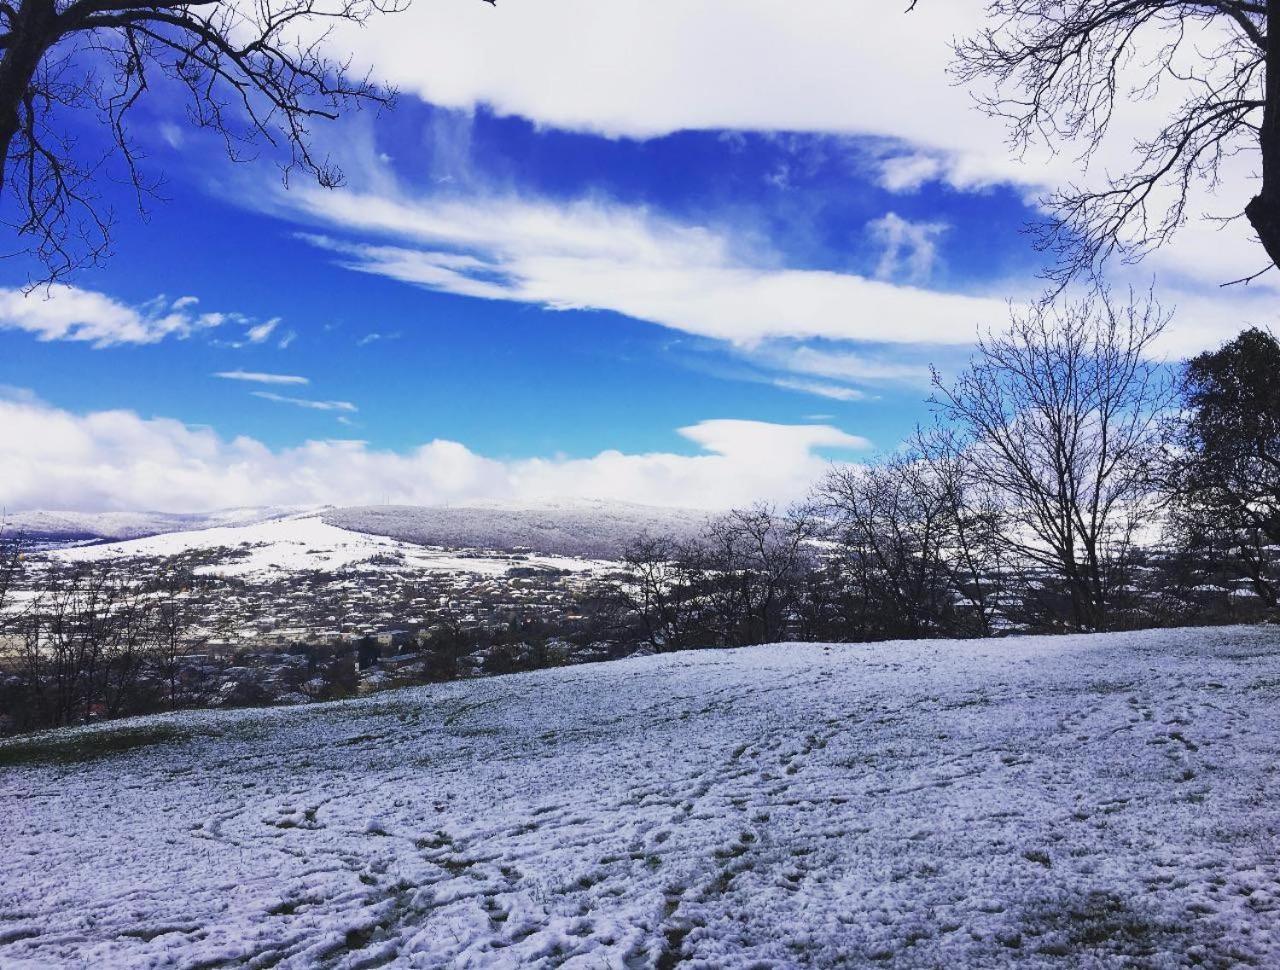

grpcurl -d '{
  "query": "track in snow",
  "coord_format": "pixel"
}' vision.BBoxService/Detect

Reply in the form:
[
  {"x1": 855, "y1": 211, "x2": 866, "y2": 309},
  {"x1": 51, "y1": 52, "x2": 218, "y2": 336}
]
[{"x1": 3, "y1": 626, "x2": 1280, "y2": 967}]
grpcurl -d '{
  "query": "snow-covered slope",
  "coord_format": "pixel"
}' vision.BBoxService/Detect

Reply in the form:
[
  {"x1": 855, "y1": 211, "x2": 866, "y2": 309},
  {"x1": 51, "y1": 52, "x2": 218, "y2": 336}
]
[
  {"x1": 54, "y1": 513, "x2": 606, "y2": 578},
  {"x1": 11, "y1": 498, "x2": 706, "y2": 562},
  {"x1": 1, "y1": 507, "x2": 300, "y2": 545},
  {"x1": 3, "y1": 626, "x2": 1280, "y2": 967}
]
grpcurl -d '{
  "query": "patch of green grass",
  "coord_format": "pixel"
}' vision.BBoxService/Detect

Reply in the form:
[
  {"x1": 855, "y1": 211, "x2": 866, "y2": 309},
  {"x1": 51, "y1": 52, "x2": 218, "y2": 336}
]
[{"x1": 0, "y1": 723, "x2": 212, "y2": 768}]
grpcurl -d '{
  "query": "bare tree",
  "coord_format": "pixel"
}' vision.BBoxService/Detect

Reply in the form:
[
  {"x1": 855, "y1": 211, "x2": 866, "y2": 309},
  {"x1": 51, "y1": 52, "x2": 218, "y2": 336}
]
[
  {"x1": 817, "y1": 440, "x2": 1005, "y2": 640},
  {"x1": 931, "y1": 294, "x2": 1173, "y2": 631},
  {"x1": 0, "y1": 0, "x2": 430, "y2": 281},
  {"x1": 148, "y1": 566, "x2": 222, "y2": 708},
  {"x1": 0, "y1": 522, "x2": 21, "y2": 623},
  {"x1": 939, "y1": 1, "x2": 1279, "y2": 285},
  {"x1": 619, "y1": 534, "x2": 706, "y2": 653},
  {"x1": 701, "y1": 504, "x2": 820, "y2": 646}
]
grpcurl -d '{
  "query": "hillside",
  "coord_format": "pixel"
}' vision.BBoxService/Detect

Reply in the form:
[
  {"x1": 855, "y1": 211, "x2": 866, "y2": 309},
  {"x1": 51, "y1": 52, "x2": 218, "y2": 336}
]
[
  {"x1": 1, "y1": 507, "x2": 300, "y2": 545},
  {"x1": 8, "y1": 499, "x2": 708, "y2": 562},
  {"x1": 53, "y1": 512, "x2": 608, "y2": 580},
  {"x1": 323, "y1": 500, "x2": 710, "y2": 559},
  {"x1": 3, "y1": 626, "x2": 1279, "y2": 967}
]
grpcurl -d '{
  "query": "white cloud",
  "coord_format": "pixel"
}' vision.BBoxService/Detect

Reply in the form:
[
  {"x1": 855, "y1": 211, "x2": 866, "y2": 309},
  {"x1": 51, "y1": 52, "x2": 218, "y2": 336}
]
[
  {"x1": 283, "y1": 182, "x2": 1278, "y2": 364},
  {"x1": 251, "y1": 392, "x2": 357, "y2": 412},
  {"x1": 357, "y1": 331, "x2": 400, "y2": 347},
  {"x1": 215, "y1": 371, "x2": 310, "y2": 386},
  {"x1": 245, "y1": 318, "x2": 282, "y2": 344},
  {"x1": 288, "y1": 190, "x2": 1010, "y2": 348},
  {"x1": 772, "y1": 378, "x2": 867, "y2": 402},
  {"x1": 0, "y1": 287, "x2": 237, "y2": 347},
  {"x1": 868, "y1": 213, "x2": 948, "y2": 282},
  {"x1": 0, "y1": 396, "x2": 870, "y2": 512},
  {"x1": 336, "y1": 0, "x2": 1013, "y2": 173},
  {"x1": 764, "y1": 345, "x2": 936, "y2": 385},
  {"x1": 877, "y1": 154, "x2": 945, "y2": 194},
  {"x1": 322, "y1": 1, "x2": 1276, "y2": 291}
]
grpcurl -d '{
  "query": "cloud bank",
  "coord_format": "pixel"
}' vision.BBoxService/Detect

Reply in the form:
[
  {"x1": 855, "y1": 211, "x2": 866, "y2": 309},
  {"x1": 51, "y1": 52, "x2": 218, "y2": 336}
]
[{"x1": 0, "y1": 395, "x2": 869, "y2": 513}]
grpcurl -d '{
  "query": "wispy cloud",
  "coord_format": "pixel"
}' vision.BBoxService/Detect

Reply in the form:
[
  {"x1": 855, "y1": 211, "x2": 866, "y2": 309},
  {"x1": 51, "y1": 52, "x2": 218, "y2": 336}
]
[
  {"x1": 772, "y1": 378, "x2": 867, "y2": 402},
  {"x1": 868, "y1": 212, "x2": 948, "y2": 282},
  {"x1": 357, "y1": 331, "x2": 400, "y2": 347},
  {"x1": 245, "y1": 318, "x2": 282, "y2": 344},
  {"x1": 251, "y1": 391, "x2": 357, "y2": 412},
  {"x1": 215, "y1": 371, "x2": 310, "y2": 386},
  {"x1": 287, "y1": 190, "x2": 1010, "y2": 349}
]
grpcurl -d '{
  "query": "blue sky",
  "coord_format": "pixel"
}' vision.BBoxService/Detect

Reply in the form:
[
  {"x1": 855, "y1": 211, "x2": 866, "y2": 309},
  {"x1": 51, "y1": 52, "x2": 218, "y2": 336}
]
[{"x1": 0, "y1": 1, "x2": 1275, "y2": 512}]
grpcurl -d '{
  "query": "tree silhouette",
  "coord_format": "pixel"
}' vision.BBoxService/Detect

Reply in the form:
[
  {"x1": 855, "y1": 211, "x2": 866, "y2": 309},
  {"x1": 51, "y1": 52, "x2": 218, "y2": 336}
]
[
  {"x1": 931, "y1": 1, "x2": 1279, "y2": 286},
  {"x1": 0, "y1": 0, "x2": 440, "y2": 281}
]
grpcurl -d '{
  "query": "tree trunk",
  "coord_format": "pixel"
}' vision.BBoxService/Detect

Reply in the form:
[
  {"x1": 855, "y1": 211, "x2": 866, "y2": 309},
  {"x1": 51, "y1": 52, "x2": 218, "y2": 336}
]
[
  {"x1": 0, "y1": 0, "x2": 56, "y2": 193},
  {"x1": 1247, "y1": 0, "x2": 1280, "y2": 269}
]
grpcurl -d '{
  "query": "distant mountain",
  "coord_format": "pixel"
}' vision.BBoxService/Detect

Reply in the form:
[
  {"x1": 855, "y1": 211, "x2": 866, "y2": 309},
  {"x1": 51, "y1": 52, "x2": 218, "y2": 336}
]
[
  {"x1": 1, "y1": 507, "x2": 301, "y2": 546},
  {"x1": 5, "y1": 499, "x2": 710, "y2": 559},
  {"x1": 323, "y1": 500, "x2": 710, "y2": 559}
]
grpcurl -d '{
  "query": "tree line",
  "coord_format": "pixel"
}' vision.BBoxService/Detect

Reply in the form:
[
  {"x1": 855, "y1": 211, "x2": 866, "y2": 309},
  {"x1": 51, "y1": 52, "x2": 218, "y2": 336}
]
[
  {"x1": 619, "y1": 296, "x2": 1280, "y2": 650},
  {"x1": 3, "y1": 297, "x2": 1279, "y2": 730},
  {"x1": 0, "y1": 563, "x2": 227, "y2": 730}
]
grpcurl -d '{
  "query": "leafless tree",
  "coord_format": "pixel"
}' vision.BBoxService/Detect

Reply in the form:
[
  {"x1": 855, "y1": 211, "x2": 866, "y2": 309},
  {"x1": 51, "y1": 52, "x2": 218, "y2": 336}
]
[
  {"x1": 0, "y1": 0, "x2": 431, "y2": 281},
  {"x1": 0, "y1": 522, "x2": 22, "y2": 623},
  {"x1": 931, "y1": 294, "x2": 1173, "y2": 630},
  {"x1": 701, "y1": 504, "x2": 820, "y2": 646},
  {"x1": 817, "y1": 438, "x2": 1005, "y2": 639},
  {"x1": 619, "y1": 534, "x2": 706, "y2": 653},
  {"x1": 148, "y1": 566, "x2": 219, "y2": 708},
  {"x1": 936, "y1": 1, "x2": 1280, "y2": 285},
  {"x1": 914, "y1": 427, "x2": 1010, "y2": 634}
]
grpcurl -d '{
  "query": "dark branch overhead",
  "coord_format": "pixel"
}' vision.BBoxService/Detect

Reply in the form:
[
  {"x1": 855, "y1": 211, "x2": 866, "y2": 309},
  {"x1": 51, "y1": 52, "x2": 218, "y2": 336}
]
[
  {"x1": 0, "y1": 0, "x2": 471, "y2": 282},
  {"x1": 927, "y1": 1, "x2": 1279, "y2": 287}
]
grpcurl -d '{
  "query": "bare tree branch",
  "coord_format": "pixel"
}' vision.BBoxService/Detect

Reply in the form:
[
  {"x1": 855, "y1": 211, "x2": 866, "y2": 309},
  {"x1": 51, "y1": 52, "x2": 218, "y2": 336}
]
[
  {"x1": 0, "y1": 0, "x2": 460, "y2": 282},
  {"x1": 944, "y1": 1, "x2": 1278, "y2": 286}
]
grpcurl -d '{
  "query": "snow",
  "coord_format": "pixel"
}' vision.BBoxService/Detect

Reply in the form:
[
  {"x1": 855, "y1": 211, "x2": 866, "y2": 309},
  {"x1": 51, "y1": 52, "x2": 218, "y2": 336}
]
[
  {"x1": 4, "y1": 626, "x2": 1280, "y2": 967},
  {"x1": 7, "y1": 498, "x2": 708, "y2": 560},
  {"x1": 52, "y1": 513, "x2": 607, "y2": 579},
  {"x1": 2, "y1": 506, "x2": 304, "y2": 545}
]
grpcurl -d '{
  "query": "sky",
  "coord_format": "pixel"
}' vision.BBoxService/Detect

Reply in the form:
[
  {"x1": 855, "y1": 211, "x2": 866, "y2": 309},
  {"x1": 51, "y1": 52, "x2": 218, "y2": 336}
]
[{"x1": 1, "y1": 0, "x2": 1277, "y2": 513}]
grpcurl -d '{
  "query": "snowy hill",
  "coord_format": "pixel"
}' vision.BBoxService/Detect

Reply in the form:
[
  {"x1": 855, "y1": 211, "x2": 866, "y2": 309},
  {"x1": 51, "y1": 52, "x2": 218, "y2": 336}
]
[
  {"x1": 10, "y1": 499, "x2": 707, "y2": 562},
  {"x1": 3, "y1": 626, "x2": 1280, "y2": 967},
  {"x1": 1, "y1": 506, "x2": 300, "y2": 545},
  {"x1": 53, "y1": 512, "x2": 609, "y2": 579},
  {"x1": 323, "y1": 500, "x2": 710, "y2": 559}
]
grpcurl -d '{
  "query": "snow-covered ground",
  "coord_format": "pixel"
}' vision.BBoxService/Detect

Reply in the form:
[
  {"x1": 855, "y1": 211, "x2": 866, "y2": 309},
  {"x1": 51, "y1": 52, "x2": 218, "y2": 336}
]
[
  {"x1": 4, "y1": 626, "x2": 1280, "y2": 967},
  {"x1": 53, "y1": 513, "x2": 608, "y2": 579}
]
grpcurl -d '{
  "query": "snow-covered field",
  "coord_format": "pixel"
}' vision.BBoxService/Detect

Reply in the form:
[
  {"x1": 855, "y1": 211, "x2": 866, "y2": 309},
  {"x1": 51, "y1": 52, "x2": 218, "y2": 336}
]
[
  {"x1": 53, "y1": 513, "x2": 607, "y2": 579},
  {"x1": 4, "y1": 626, "x2": 1280, "y2": 968}
]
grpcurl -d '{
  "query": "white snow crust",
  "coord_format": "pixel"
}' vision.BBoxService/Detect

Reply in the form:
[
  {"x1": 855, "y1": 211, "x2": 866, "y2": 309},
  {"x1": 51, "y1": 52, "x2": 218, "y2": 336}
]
[{"x1": 3, "y1": 626, "x2": 1280, "y2": 967}]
